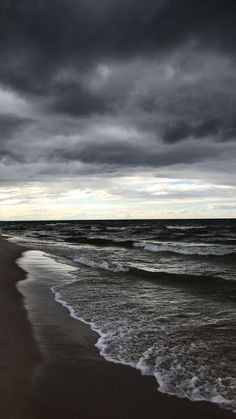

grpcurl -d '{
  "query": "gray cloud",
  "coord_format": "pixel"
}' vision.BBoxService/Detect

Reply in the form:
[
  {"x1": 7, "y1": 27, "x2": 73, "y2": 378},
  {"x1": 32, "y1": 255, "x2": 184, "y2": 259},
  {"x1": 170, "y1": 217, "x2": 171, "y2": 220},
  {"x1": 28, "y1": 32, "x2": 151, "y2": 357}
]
[
  {"x1": 51, "y1": 80, "x2": 109, "y2": 116},
  {"x1": 0, "y1": 114, "x2": 33, "y2": 139},
  {"x1": 1, "y1": 0, "x2": 236, "y2": 94},
  {"x1": 0, "y1": 0, "x2": 235, "y2": 203},
  {"x1": 55, "y1": 140, "x2": 218, "y2": 168},
  {"x1": 161, "y1": 115, "x2": 236, "y2": 143}
]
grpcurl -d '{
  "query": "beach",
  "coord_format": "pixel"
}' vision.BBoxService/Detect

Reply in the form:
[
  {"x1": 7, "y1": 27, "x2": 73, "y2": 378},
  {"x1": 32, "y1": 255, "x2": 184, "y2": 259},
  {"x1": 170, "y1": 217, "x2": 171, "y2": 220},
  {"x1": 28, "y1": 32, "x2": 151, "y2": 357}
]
[{"x1": 0, "y1": 233, "x2": 235, "y2": 418}]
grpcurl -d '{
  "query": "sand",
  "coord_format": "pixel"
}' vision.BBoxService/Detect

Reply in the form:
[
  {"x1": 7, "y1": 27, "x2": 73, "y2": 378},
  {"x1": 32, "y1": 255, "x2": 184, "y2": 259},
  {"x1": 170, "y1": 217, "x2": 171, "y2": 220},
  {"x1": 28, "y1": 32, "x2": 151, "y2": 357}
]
[{"x1": 0, "y1": 235, "x2": 235, "y2": 419}]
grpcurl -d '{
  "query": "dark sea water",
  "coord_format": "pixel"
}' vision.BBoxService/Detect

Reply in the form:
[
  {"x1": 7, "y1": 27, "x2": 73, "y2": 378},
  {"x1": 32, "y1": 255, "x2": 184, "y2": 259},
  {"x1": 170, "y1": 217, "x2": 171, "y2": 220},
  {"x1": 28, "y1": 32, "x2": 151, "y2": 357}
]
[{"x1": 1, "y1": 219, "x2": 236, "y2": 411}]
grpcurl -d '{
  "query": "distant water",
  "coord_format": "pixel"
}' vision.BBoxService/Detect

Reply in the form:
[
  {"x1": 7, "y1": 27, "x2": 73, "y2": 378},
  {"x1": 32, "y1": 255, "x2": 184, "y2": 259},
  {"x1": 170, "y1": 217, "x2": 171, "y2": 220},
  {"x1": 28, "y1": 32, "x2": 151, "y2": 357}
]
[{"x1": 1, "y1": 219, "x2": 236, "y2": 411}]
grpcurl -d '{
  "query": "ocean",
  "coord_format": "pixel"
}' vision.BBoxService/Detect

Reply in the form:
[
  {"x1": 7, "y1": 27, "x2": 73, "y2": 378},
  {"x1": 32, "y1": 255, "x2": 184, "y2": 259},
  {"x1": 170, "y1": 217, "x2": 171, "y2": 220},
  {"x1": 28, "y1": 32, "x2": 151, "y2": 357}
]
[{"x1": 1, "y1": 219, "x2": 235, "y2": 411}]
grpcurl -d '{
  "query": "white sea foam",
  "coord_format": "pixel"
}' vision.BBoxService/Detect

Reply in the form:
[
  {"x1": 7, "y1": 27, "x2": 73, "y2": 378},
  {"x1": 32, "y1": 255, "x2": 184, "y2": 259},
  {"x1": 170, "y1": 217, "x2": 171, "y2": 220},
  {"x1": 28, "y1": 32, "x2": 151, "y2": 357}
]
[
  {"x1": 51, "y1": 286, "x2": 236, "y2": 413},
  {"x1": 133, "y1": 240, "x2": 234, "y2": 256},
  {"x1": 46, "y1": 222, "x2": 68, "y2": 226},
  {"x1": 51, "y1": 288, "x2": 135, "y2": 367},
  {"x1": 106, "y1": 226, "x2": 127, "y2": 231},
  {"x1": 73, "y1": 255, "x2": 129, "y2": 272},
  {"x1": 166, "y1": 225, "x2": 206, "y2": 230}
]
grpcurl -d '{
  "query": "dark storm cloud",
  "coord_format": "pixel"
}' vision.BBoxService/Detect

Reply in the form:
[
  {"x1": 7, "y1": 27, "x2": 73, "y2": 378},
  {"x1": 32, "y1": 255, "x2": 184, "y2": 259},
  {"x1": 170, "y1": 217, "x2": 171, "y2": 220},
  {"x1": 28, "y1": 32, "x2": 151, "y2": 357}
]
[
  {"x1": 0, "y1": 114, "x2": 33, "y2": 139},
  {"x1": 1, "y1": 0, "x2": 236, "y2": 94},
  {"x1": 51, "y1": 80, "x2": 108, "y2": 116},
  {"x1": 161, "y1": 115, "x2": 236, "y2": 143},
  {"x1": 25, "y1": 138, "x2": 218, "y2": 169},
  {"x1": 67, "y1": 141, "x2": 219, "y2": 167},
  {"x1": 0, "y1": 117, "x2": 220, "y2": 170},
  {"x1": 0, "y1": 0, "x2": 236, "y2": 180}
]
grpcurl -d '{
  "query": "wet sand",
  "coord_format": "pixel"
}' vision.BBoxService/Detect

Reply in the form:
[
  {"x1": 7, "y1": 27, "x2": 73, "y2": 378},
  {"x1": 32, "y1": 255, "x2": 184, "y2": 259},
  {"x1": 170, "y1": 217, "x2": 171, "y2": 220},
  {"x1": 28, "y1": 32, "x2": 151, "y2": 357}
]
[{"x1": 0, "y1": 235, "x2": 235, "y2": 419}]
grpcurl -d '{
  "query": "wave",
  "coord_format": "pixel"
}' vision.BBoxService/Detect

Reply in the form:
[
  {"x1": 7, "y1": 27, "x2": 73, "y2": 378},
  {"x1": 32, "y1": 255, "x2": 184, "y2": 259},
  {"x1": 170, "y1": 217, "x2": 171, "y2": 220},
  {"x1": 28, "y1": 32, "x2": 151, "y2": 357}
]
[
  {"x1": 72, "y1": 255, "x2": 232, "y2": 284},
  {"x1": 51, "y1": 288, "x2": 138, "y2": 369},
  {"x1": 73, "y1": 255, "x2": 129, "y2": 273},
  {"x1": 133, "y1": 241, "x2": 235, "y2": 256},
  {"x1": 65, "y1": 235, "x2": 134, "y2": 248},
  {"x1": 106, "y1": 226, "x2": 127, "y2": 231},
  {"x1": 65, "y1": 235, "x2": 236, "y2": 257},
  {"x1": 52, "y1": 287, "x2": 236, "y2": 412},
  {"x1": 128, "y1": 267, "x2": 232, "y2": 285},
  {"x1": 166, "y1": 225, "x2": 207, "y2": 230},
  {"x1": 46, "y1": 222, "x2": 69, "y2": 227}
]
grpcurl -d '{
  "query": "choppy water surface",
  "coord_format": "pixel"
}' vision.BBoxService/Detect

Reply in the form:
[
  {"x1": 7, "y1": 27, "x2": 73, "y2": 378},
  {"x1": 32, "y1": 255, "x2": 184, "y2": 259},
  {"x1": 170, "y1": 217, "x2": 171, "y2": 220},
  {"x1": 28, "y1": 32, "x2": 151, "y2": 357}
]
[{"x1": 1, "y1": 219, "x2": 236, "y2": 411}]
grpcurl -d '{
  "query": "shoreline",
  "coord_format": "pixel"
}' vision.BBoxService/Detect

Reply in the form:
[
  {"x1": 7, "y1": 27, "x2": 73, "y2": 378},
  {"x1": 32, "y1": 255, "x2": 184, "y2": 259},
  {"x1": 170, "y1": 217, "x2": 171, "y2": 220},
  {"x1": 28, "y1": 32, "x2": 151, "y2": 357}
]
[
  {"x1": 0, "y1": 237, "x2": 41, "y2": 419},
  {"x1": 0, "y1": 235, "x2": 235, "y2": 418}
]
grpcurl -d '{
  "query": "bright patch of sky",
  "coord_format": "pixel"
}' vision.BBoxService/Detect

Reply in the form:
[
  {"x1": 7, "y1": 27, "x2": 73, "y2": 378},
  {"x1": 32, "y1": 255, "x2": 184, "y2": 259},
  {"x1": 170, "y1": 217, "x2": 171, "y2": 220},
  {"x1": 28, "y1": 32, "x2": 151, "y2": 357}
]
[{"x1": 1, "y1": 177, "x2": 235, "y2": 220}]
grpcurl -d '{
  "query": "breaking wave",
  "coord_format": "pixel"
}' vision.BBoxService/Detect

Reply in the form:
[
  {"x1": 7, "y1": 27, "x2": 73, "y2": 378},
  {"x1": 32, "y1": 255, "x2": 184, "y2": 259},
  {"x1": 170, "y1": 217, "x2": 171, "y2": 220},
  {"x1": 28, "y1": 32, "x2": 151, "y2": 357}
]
[{"x1": 133, "y1": 241, "x2": 235, "y2": 256}]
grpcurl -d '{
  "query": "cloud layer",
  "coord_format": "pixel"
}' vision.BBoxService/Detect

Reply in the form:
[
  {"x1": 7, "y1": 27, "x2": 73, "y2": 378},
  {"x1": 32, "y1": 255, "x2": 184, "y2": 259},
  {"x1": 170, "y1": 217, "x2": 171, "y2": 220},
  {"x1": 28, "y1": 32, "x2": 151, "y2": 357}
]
[{"x1": 0, "y1": 0, "x2": 235, "y2": 218}]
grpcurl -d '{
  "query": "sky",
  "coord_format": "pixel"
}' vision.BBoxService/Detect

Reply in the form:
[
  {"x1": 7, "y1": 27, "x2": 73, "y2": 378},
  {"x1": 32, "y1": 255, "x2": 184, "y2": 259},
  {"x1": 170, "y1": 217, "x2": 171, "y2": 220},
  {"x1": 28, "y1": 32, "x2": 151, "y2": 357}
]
[{"x1": 0, "y1": 0, "x2": 236, "y2": 220}]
